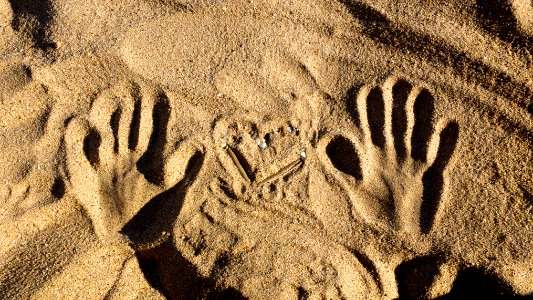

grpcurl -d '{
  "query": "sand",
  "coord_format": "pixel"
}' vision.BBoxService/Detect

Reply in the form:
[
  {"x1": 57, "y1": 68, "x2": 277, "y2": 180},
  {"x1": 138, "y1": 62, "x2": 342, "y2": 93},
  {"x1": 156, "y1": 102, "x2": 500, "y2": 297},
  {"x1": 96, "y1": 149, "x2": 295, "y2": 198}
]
[{"x1": 0, "y1": 0, "x2": 531, "y2": 299}]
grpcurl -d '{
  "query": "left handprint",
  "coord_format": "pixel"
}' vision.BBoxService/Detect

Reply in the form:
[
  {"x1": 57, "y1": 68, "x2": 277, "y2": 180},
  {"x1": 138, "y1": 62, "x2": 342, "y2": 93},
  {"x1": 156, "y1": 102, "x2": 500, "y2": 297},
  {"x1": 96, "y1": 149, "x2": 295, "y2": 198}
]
[{"x1": 65, "y1": 82, "x2": 198, "y2": 242}]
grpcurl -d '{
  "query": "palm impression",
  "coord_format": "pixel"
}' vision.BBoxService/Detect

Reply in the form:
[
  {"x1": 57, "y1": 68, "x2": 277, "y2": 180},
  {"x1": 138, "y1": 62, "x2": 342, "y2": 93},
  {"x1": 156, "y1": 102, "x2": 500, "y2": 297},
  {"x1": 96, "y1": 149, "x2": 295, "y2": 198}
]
[{"x1": 319, "y1": 77, "x2": 459, "y2": 235}]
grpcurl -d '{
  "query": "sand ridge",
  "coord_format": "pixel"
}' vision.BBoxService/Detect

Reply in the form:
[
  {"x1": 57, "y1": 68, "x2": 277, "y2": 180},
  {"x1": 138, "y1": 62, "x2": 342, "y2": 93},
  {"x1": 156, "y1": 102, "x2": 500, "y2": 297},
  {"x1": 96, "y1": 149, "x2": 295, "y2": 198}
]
[{"x1": 0, "y1": 0, "x2": 532, "y2": 299}]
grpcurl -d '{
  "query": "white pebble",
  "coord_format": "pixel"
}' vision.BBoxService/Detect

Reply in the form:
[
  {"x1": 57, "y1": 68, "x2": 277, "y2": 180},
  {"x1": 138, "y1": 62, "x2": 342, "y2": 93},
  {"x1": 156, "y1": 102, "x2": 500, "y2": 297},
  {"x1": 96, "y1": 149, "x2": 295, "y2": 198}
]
[
  {"x1": 300, "y1": 148, "x2": 307, "y2": 158},
  {"x1": 259, "y1": 141, "x2": 267, "y2": 149}
]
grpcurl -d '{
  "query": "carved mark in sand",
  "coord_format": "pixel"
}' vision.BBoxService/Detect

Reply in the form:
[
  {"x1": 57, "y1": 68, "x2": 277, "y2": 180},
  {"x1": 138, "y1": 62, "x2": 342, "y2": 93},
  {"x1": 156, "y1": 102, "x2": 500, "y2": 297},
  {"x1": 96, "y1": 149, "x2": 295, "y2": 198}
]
[
  {"x1": 320, "y1": 77, "x2": 459, "y2": 234},
  {"x1": 212, "y1": 116, "x2": 308, "y2": 201}
]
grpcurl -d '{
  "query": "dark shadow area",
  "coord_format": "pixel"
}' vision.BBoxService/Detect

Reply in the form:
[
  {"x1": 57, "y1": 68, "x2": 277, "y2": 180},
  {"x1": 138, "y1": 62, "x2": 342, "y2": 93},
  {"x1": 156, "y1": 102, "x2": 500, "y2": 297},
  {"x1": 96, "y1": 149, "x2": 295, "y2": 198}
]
[
  {"x1": 135, "y1": 240, "x2": 243, "y2": 300},
  {"x1": 395, "y1": 255, "x2": 445, "y2": 299},
  {"x1": 518, "y1": 185, "x2": 533, "y2": 207},
  {"x1": 411, "y1": 89, "x2": 435, "y2": 163},
  {"x1": 137, "y1": 91, "x2": 171, "y2": 186},
  {"x1": 396, "y1": 258, "x2": 527, "y2": 299},
  {"x1": 339, "y1": 0, "x2": 532, "y2": 109},
  {"x1": 391, "y1": 79, "x2": 412, "y2": 161},
  {"x1": 135, "y1": 239, "x2": 214, "y2": 300},
  {"x1": 83, "y1": 127, "x2": 101, "y2": 167},
  {"x1": 420, "y1": 122, "x2": 459, "y2": 234},
  {"x1": 475, "y1": 0, "x2": 532, "y2": 54},
  {"x1": 343, "y1": 84, "x2": 362, "y2": 128},
  {"x1": 326, "y1": 135, "x2": 363, "y2": 180},
  {"x1": 135, "y1": 241, "x2": 246, "y2": 300},
  {"x1": 122, "y1": 150, "x2": 204, "y2": 244},
  {"x1": 128, "y1": 84, "x2": 143, "y2": 150},
  {"x1": 8, "y1": 0, "x2": 56, "y2": 50},
  {"x1": 366, "y1": 86, "x2": 386, "y2": 148},
  {"x1": 122, "y1": 150, "x2": 210, "y2": 299},
  {"x1": 110, "y1": 107, "x2": 122, "y2": 153},
  {"x1": 51, "y1": 176, "x2": 65, "y2": 199},
  {"x1": 206, "y1": 287, "x2": 248, "y2": 300},
  {"x1": 217, "y1": 178, "x2": 239, "y2": 200},
  {"x1": 436, "y1": 267, "x2": 520, "y2": 299},
  {"x1": 297, "y1": 286, "x2": 310, "y2": 300}
]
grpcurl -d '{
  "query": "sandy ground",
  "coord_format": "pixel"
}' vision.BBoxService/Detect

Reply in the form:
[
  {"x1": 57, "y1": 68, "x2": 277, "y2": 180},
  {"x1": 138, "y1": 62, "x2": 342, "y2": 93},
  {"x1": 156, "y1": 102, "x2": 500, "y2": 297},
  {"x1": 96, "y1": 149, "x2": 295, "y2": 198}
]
[{"x1": 0, "y1": 0, "x2": 532, "y2": 299}]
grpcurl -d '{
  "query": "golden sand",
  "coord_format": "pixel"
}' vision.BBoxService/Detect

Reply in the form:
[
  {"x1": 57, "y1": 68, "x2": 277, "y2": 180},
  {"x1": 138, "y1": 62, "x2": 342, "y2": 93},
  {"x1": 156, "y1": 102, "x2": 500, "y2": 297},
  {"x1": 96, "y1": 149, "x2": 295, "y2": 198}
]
[{"x1": 0, "y1": 0, "x2": 531, "y2": 299}]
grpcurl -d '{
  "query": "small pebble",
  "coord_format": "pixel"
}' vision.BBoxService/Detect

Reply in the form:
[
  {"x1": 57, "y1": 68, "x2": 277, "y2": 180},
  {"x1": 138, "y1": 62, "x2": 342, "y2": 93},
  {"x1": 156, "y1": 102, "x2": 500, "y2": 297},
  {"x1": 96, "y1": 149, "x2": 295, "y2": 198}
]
[
  {"x1": 259, "y1": 141, "x2": 267, "y2": 149},
  {"x1": 300, "y1": 148, "x2": 307, "y2": 158}
]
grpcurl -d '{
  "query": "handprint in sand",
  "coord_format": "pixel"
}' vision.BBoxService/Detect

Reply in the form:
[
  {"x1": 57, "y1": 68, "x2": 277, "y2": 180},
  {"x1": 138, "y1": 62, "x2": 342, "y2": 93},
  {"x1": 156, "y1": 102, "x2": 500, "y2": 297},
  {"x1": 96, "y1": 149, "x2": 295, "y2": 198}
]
[
  {"x1": 319, "y1": 77, "x2": 459, "y2": 234},
  {"x1": 65, "y1": 82, "x2": 201, "y2": 241}
]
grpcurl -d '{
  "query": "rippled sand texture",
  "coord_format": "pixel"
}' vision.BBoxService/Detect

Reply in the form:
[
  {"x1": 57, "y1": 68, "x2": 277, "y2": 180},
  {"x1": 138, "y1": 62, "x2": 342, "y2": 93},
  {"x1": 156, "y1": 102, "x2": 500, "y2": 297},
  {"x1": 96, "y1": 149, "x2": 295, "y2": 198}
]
[{"x1": 0, "y1": 0, "x2": 532, "y2": 299}]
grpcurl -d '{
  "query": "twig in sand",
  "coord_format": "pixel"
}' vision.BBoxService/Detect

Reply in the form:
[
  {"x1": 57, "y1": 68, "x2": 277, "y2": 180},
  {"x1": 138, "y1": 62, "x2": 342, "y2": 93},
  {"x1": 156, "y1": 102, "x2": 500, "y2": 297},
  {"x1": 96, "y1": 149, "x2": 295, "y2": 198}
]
[
  {"x1": 258, "y1": 156, "x2": 304, "y2": 185},
  {"x1": 224, "y1": 145, "x2": 252, "y2": 184}
]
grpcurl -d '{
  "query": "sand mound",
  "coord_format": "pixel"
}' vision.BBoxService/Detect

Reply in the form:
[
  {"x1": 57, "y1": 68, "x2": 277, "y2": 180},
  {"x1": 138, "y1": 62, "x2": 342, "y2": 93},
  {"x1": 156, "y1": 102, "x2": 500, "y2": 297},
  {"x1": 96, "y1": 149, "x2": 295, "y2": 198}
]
[{"x1": 0, "y1": 0, "x2": 531, "y2": 299}]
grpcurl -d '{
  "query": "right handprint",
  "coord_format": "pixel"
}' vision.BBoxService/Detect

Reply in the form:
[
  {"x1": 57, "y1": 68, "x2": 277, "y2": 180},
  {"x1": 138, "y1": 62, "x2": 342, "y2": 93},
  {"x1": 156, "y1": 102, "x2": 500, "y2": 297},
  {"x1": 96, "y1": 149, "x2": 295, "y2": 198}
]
[{"x1": 320, "y1": 77, "x2": 459, "y2": 235}]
